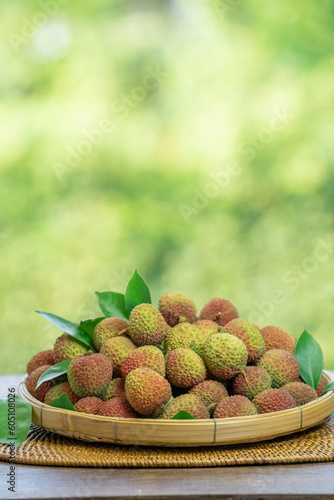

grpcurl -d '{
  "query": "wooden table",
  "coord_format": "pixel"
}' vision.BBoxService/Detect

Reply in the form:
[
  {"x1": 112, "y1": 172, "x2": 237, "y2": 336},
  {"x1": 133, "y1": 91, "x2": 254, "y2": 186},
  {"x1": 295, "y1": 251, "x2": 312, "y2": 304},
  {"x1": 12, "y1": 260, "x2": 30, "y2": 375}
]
[{"x1": 1, "y1": 374, "x2": 334, "y2": 500}]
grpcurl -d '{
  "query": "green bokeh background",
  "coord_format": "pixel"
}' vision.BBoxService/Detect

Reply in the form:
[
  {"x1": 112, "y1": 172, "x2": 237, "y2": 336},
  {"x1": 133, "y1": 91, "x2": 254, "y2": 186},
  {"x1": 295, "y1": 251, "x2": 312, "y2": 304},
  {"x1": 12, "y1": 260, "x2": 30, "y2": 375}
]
[{"x1": 1, "y1": 0, "x2": 334, "y2": 374}]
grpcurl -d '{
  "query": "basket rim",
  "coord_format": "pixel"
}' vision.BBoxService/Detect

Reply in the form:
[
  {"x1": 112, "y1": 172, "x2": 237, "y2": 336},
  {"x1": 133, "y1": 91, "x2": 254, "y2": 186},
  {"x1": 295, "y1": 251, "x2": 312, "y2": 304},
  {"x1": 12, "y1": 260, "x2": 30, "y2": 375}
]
[{"x1": 19, "y1": 369, "x2": 334, "y2": 424}]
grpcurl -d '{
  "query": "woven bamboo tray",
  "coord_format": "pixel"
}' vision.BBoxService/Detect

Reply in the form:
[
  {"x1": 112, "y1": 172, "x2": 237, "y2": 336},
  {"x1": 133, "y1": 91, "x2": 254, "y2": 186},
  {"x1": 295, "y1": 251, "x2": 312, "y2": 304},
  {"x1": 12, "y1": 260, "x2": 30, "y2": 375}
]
[{"x1": 19, "y1": 371, "x2": 334, "y2": 447}]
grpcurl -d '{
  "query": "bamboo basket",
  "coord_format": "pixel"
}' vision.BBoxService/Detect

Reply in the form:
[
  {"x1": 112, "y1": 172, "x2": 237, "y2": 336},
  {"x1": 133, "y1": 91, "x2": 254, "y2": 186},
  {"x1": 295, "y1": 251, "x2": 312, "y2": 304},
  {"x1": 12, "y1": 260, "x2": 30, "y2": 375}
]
[{"x1": 19, "y1": 371, "x2": 334, "y2": 447}]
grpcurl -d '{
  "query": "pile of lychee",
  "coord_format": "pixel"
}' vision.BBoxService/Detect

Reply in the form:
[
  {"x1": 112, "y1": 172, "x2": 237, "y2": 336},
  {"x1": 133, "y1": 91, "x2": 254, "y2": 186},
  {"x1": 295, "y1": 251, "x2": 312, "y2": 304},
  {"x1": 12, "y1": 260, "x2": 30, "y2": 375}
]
[{"x1": 26, "y1": 293, "x2": 327, "y2": 419}]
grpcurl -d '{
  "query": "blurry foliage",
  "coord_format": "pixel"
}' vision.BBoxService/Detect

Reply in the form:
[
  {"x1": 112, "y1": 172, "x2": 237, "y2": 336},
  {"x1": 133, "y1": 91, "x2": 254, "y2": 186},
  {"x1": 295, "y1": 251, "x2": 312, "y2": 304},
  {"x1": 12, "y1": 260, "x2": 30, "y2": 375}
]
[{"x1": 1, "y1": 0, "x2": 334, "y2": 373}]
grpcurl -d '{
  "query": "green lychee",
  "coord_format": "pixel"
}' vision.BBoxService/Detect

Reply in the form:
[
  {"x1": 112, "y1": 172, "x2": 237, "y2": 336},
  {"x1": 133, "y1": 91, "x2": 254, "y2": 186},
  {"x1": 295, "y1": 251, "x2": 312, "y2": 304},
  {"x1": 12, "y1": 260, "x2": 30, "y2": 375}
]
[
  {"x1": 166, "y1": 348, "x2": 207, "y2": 389},
  {"x1": 93, "y1": 317, "x2": 129, "y2": 351},
  {"x1": 203, "y1": 333, "x2": 248, "y2": 379},
  {"x1": 128, "y1": 303, "x2": 168, "y2": 346},
  {"x1": 53, "y1": 333, "x2": 90, "y2": 364},
  {"x1": 100, "y1": 336, "x2": 136, "y2": 376},
  {"x1": 222, "y1": 319, "x2": 265, "y2": 363}
]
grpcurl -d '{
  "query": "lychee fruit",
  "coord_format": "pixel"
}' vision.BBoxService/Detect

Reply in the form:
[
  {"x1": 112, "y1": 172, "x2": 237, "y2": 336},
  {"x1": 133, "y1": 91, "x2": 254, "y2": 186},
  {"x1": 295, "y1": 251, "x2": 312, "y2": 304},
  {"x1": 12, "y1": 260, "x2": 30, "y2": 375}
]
[
  {"x1": 214, "y1": 395, "x2": 257, "y2": 418},
  {"x1": 67, "y1": 352, "x2": 113, "y2": 397},
  {"x1": 100, "y1": 336, "x2": 136, "y2": 377},
  {"x1": 128, "y1": 303, "x2": 167, "y2": 346},
  {"x1": 93, "y1": 317, "x2": 129, "y2": 351},
  {"x1": 158, "y1": 291, "x2": 197, "y2": 326},
  {"x1": 203, "y1": 333, "x2": 248, "y2": 379},
  {"x1": 27, "y1": 350, "x2": 55, "y2": 375},
  {"x1": 200, "y1": 298, "x2": 239, "y2": 326},
  {"x1": 125, "y1": 368, "x2": 172, "y2": 416}
]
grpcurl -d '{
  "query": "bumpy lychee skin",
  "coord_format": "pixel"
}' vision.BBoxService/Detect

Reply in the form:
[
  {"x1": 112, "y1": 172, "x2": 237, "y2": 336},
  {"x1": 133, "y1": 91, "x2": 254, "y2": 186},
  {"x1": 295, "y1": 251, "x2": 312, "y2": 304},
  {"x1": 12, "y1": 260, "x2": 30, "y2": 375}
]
[
  {"x1": 121, "y1": 346, "x2": 166, "y2": 378},
  {"x1": 214, "y1": 395, "x2": 257, "y2": 418},
  {"x1": 26, "y1": 365, "x2": 53, "y2": 402},
  {"x1": 282, "y1": 382, "x2": 318, "y2": 406},
  {"x1": 316, "y1": 374, "x2": 328, "y2": 397},
  {"x1": 160, "y1": 394, "x2": 210, "y2": 420},
  {"x1": 166, "y1": 348, "x2": 207, "y2": 389},
  {"x1": 93, "y1": 317, "x2": 129, "y2": 351},
  {"x1": 257, "y1": 349, "x2": 300, "y2": 388},
  {"x1": 100, "y1": 336, "x2": 136, "y2": 377},
  {"x1": 158, "y1": 291, "x2": 197, "y2": 327},
  {"x1": 125, "y1": 368, "x2": 172, "y2": 416},
  {"x1": 203, "y1": 333, "x2": 248, "y2": 379},
  {"x1": 53, "y1": 333, "x2": 90, "y2": 364},
  {"x1": 195, "y1": 320, "x2": 220, "y2": 336},
  {"x1": 44, "y1": 382, "x2": 80, "y2": 406},
  {"x1": 68, "y1": 352, "x2": 113, "y2": 397},
  {"x1": 222, "y1": 319, "x2": 265, "y2": 364},
  {"x1": 199, "y1": 298, "x2": 239, "y2": 326},
  {"x1": 232, "y1": 366, "x2": 272, "y2": 400},
  {"x1": 165, "y1": 322, "x2": 206, "y2": 356},
  {"x1": 99, "y1": 378, "x2": 126, "y2": 401},
  {"x1": 128, "y1": 303, "x2": 168, "y2": 346},
  {"x1": 98, "y1": 397, "x2": 138, "y2": 418},
  {"x1": 27, "y1": 350, "x2": 55, "y2": 375},
  {"x1": 253, "y1": 388, "x2": 297, "y2": 414},
  {"x1": 189, "y1": 380, "x2": 228, "y2": 414},
  {"x1": 260, "y1": 325, "x2": 295, "y2": 353},
  {"x1": 75, "y1": 397, "x2": 103, "y2": 415}
]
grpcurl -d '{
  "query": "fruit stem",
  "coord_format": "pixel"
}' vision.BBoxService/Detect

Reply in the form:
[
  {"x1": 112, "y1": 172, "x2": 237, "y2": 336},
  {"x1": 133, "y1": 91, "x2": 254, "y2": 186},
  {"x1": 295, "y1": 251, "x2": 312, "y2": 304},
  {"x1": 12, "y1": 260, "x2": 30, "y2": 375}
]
[{"x1": 240, "y1": 370, "x2": 254, "y2": 399}]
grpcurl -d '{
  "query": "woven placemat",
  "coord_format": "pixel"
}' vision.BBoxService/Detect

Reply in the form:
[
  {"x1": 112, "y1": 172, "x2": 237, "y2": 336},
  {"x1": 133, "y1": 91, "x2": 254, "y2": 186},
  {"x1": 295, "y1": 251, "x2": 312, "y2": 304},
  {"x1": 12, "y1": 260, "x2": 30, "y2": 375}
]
[{"x1": 1, "y1": 417, "x2": 334, "y2": 468}]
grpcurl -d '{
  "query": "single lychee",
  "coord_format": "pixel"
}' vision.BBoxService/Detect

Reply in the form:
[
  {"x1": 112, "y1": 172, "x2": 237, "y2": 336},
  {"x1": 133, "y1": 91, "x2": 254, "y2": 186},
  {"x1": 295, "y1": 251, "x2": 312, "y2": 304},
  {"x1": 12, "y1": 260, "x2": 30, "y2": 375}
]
[
  {"x1": 222, "y1": 319, "x2": 265, "y2": 364},
  {"x1": 158, "y1": 291, "x2": 197, "y2": 326},
  {"x1": 260, "y1": 325, "x2": 295, "y2": 353},
  {"x1": 99, "y1": 378, "x2": 126, "y2": 401},
  {"x1": 75, "y1": 397, "x2": 103, "y2": 415},
  {"x1": 200, "y1": 298, "x2": 239, "y2": 326},
  {"x1": 128, "y1": 303, "x2": 168, "y2": 346},
  {"x1": 232, "y1": 366, "x2": 272, "y2": 400},
  {"x1": 189, "y1": 380, "x2": 228, "y2": 414},
  {"x1": 160, "y1": 394, "x2": 210, "y2": 419},
  {"x1": 100, "y1": 336, "x2": 136, "y2": 377},
  {"x1": 44, "y1": 381, "x2": 80, "y2": 406},
  {"x1": 27, "y1": 350, "x2": 55, "y2": 375},
  {"x1": 121, "y1": 346, "x2": 166, "y2": 378},
  {"x1": 203, "y1": 333, "x2": 248, "y2": 379},
  {"x1": 53, "y1": 333, "x2": 90, "y2": 364},
  {"x1": 26, "y1": 365, "x2": 53, "y2": 402},
  {"x1": 214, "y1": 395, "x2": 257, "y2": 418},
  {"x1": 67, "y1": 352, "x2": 113, "y2": 397},
  {"x1": 98, "y1": 397, "x2": 138, "y2": 418},
  {"x1": 253, "y1": 388, "x2": 297, "y2": 414},
  {"x1": 282, "y1": 382, "x2": 317, "y2": 406},
  {"x1": 125, "y1": 368, "x2": 172, "y2": 416},
  {"x1": 93, "y1": 317, "x2": 129, "y2": 351},
  {"x1": 166, "y1": 348, "x2": 207, "y2": 389},
  {"x1": 257, "y1": 349, "x2": 300, "y2": 388}
]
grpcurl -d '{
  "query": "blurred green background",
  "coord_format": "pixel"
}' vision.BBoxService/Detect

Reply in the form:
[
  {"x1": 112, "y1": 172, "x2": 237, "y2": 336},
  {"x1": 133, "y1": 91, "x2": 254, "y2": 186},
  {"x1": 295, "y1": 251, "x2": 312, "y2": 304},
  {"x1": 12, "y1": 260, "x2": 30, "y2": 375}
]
[{"x1": 1, "y1": 0, "x2": 334, "y2": 374}]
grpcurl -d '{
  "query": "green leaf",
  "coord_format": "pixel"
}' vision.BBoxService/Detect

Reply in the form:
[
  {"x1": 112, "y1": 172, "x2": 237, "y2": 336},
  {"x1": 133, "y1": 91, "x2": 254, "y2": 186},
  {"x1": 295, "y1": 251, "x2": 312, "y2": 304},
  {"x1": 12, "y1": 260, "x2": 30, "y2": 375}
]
[
  {"x1": 171, "y1": 410, "x2": 195, "y2": 420},
  {"x1": 35, "y1": 311, "x2": 94, "y2": 349},
  {"x1": 322, "y1": 382, "x2": 334, "y2": 393},
  {"x1": 79, "y1": 317, "x2": 105, "y2": 337},
  {"x1": 0, "y1": 395, "x2": 32, "y2": 446},
  {"x1": 294, "y1": 330, "x2": 324, "y2": 390},
  {"x1": 125, "y1": 269, "x2": 151, "y2": 315},
  {"x1": 35, "y1": 360, "x2": 71, "y2": 389},
  {"x1": 96, "y1": 292, "x2": 128, "y2": 319},
  {"x1": 49, "y1": 393, "x2": 77, "y2": 412}
]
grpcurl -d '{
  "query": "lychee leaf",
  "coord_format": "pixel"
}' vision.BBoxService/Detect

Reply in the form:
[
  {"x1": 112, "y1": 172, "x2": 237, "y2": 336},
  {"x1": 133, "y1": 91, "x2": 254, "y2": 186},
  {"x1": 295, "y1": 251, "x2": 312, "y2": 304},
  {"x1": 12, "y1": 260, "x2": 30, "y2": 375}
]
[
  {"x1": 0, "y1": 396, "x2": 32, "y2": 446},
  {"x1": 322, "y1": 381, "x2": 334, "y2": 394},
  {"x1": 35, "y1": 311, "x2": 94, "y2": 349},
  {"x1": 49, "y1": 393, "x2": 77, "y2": 412},
  {"x1": 125, "y1": 269, "x2": 151, "y2": 315},
  {"x1": 171, "y1": 410, "x2": 195, "y2": 420},
  {"x1": 294, "y1": 330, "x2": 323, "y2": 390},
  {"x1": 35, "y1": 360, "x2": 71, "y2": 389},
  {"x1": 80, "y1": 317, "x2": 105, "y2": 337},
  {"x1": 95, "y1": 292, "x2": 128, "y2": 319}
]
